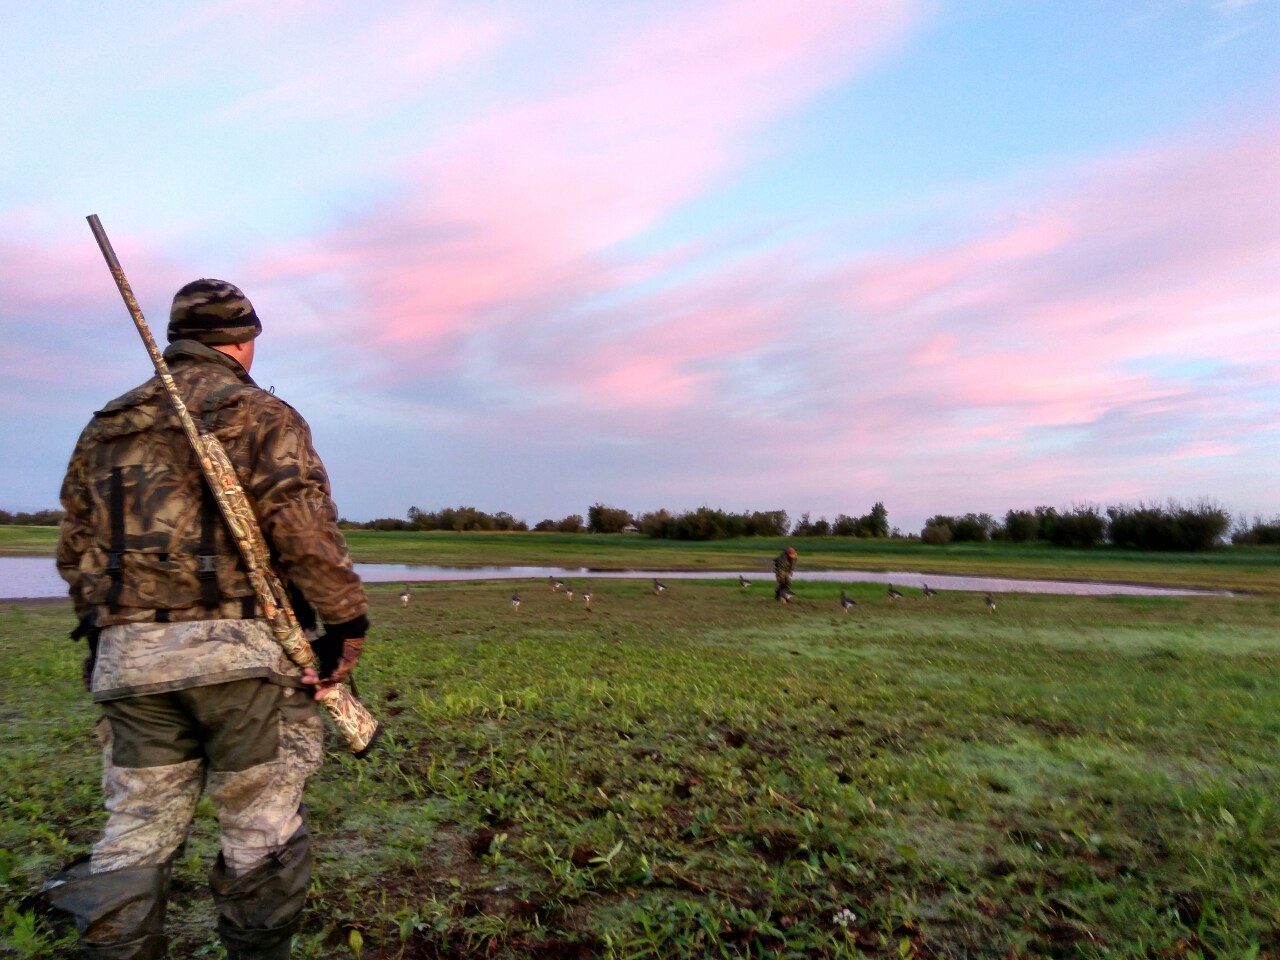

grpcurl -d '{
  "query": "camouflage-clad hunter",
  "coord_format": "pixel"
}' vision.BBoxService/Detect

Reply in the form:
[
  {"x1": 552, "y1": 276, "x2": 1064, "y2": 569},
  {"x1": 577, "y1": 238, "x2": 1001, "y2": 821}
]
[
  {"x1": 773, "y1": 546, "x2": 797, "y2": 600},
  {"x1": 48, "y1": 279, "x2": 369, "y2": 960}
]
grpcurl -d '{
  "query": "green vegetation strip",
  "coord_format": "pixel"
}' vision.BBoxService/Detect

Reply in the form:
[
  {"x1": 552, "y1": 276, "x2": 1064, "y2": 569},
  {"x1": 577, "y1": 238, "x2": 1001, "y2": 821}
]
[
  {"x1": 3, "y1": 580, "x2": 1279, "y2": 958},
  {"x1": 5, "y1": 526, "x2": 1276, "y2": 593}
]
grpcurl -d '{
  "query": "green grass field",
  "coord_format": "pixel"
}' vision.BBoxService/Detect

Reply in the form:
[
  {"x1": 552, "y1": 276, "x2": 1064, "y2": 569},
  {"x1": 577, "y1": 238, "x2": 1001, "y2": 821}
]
[
  {"x1": 2, "y1": 576, "x2": 1278, "y2": 958},
  {"x1": 3, "y1": 526, "x2": 1277, "y2": 593}
]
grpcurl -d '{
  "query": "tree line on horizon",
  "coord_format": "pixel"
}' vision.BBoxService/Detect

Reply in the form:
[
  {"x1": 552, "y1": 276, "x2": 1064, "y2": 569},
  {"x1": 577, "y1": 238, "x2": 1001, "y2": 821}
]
[
  {"x1": 331, "y1": 500, "x2": 1279, "y2": 552},
  {"x1": 921, "y1": 502, "x2": 1240, "y2": 552},
  {"x1": 6, "y1": 503, "x2": 1276, "y2": 552},
  {"x1": 0, "y1": 509, "x2": 65, "y2": 526}
]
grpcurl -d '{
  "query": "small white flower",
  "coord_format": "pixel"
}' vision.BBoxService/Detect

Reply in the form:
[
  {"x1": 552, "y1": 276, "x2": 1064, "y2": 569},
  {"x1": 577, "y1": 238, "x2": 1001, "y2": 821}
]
[{"x1": 833, "y1": 907, "x2": 857, "y2": 928}]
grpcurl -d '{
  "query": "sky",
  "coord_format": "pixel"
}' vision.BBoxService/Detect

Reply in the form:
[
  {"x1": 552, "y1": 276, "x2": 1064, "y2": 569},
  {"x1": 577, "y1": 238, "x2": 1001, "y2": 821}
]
[{"x1": 2, "y1": 0, "x2": 1277, "y2": 535}]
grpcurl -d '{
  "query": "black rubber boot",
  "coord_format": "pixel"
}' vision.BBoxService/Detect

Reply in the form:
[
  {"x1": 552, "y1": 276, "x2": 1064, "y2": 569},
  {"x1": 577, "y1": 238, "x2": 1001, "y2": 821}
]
[
  {"x1": 210, "y1": 821, "x2": 312, "y2": 960},
  {"x1": 217, "y1": 918, "x2": 298, "y2": 960},
  {"x1": 79, "y1": 936, "x2": 169, "y2": 960},
  {"x1": 43, "y1": 857, "x2": 171, "y2": 960}
]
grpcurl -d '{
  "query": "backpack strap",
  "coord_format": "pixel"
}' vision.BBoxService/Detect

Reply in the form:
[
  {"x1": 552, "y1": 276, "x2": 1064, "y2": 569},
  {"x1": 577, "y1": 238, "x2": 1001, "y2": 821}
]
[
  {"x1": 105, "y1": 467, "x2": 125, "y2": 613},
  {"x1": 197, "y1": 480, "x2": 221, "y2": 610}
]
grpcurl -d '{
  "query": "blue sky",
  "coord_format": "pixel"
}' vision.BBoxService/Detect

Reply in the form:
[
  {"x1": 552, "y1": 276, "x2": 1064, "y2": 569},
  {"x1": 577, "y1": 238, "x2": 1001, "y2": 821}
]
[{"x1": 2, "y1": 0, "x2": 1276, "y2": 533}]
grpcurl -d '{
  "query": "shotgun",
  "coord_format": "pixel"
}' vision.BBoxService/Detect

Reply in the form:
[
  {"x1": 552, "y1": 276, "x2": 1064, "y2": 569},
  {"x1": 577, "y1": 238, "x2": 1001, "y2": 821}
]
[{"x1": 85, "y1": 214, "x2": 381, "y2": 757}]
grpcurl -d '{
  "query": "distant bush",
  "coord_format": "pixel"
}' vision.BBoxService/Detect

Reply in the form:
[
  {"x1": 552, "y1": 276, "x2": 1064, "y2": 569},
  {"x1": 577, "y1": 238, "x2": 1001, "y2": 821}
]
[
  {"x1": 833, "y1": 501, "x2": 889, "y2": 538},
  {"x1": 1003, "y1": 509, "x2": 1038, "y2": 542},
  {"x1": 1034, "y1": 507, "x2": 1059, "y2": 539},
  {"x1": 864, "y1": 502, "x2": 890, "y2": 537},
  {"x1": 746, "y1": 510, "x2": 790, "y2": 537},
  {"x1": 635, "y1": 506, "x2": 789, "y2": 541},
  {"x1": 921, "y1": 513, "x2": 994, "y2": 543},
  {"x1": 673, "y1": 507, "x2": 732, "y2": 540},
  {"x1": 532, "y1": 514, "x2": 583, "y2": 533},
  {"x1": 404, "y1": 505, "x2": 527, "y2": 532},
  {"x1": 1231, "y1": 516, "x2": 1280, "y2": 545},
  {"x1": 587, "y1": 503, "x2": 633, "y2": 534},
  {"x1": 832, "y1": 514, "x2": 858, "y2": 537},
  {"x1": 993, "y1": 504, "x2": 1105, "y2": 547},
  {"x1": 921, "y1": 506, "x2": 1112, "y2": 548},
  {"x1": 675, "y1": 507, "x2": 747, "y2": 540},
  {"x1": 1106, "y1": 500, "x2": 1229, "y2": 551},
  {"x1": 340, "y1": 510, "x2": 529, "y2": 531},
  {"x1": 829, "y1": 502, "x2": 888, "y2": 538},
  {"x1": 920, "y1": 519, "x2": 953, "y2": 545},
  {"x1": 0, "y1": 509, "x2": 64, "y2": 526},
  {"x1": 956, "y1": 513, "x2": 995, "y2": 542},
  {"x1": 364, "y1": 517, "x2": 414, "y2": 531},
  {"x1": 636, "y1": 509, "x2": 672, "y2": 538},
  {"x1": 792, "y1": 513, "x2": 831, "y2": 537},
  {"x1": 1041, "y1": 505, "x2": 1106, "y2": 548}
]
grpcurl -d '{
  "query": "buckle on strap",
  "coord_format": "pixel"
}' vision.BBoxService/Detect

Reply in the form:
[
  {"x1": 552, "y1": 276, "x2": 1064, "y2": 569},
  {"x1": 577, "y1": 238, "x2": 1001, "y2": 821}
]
[
  {"x1": 196, "y1": 553, "x2": 221, "y2": 609},
  {"x1": 105, "y1": 551, "x2": 125, "y2": 614}
]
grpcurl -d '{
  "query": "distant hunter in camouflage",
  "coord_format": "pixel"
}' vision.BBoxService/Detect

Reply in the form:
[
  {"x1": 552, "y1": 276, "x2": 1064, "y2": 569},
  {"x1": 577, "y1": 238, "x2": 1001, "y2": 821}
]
[
  {"x1": 50, "y1": 259, "x2": 370, "y2": 960},
  {"x1": 773, "y1": 546, "x2": 797, "y2": 601}
]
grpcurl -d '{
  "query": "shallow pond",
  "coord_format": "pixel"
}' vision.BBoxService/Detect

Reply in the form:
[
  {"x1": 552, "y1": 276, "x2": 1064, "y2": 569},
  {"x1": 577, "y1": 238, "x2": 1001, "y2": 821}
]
[{"x1": 1, "y1": 556, "x2": 1232, "y2": 601}]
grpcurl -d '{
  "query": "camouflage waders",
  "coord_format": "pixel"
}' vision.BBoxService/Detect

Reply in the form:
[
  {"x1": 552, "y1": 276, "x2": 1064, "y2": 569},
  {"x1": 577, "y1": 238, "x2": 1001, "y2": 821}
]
[{"x1": 47, "y1": 676, "x2": 323, "y2": 959}]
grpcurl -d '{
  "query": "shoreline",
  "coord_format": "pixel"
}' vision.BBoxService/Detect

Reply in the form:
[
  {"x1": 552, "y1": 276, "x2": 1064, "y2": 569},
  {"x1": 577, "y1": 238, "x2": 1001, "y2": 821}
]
[{"x1": 3, "y1": 557, "x2": 1236, "y2": 602}]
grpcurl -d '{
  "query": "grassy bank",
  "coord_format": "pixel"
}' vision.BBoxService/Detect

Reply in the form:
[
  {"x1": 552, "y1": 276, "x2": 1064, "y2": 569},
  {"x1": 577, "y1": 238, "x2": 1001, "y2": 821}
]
[
  {"x1": 0, "y1": 527, "x2": 62, "y2": 557},
  {"x1": 3, "y1": 579, "x2": 1278, "y2": 958},
  {"x1": 4, "y1": 526, "x2": 1276, "y2": 593}
]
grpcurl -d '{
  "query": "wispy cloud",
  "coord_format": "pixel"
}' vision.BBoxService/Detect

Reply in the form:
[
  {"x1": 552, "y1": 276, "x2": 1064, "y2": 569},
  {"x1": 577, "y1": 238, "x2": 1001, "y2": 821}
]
[
  {"x1": 205, "y1": 120, "x2": 1280, "y2": 522},
  {"x1": 2, "y1": 0, "x2": 1276, "y2": 527},
  {"x1": 188, "y1": 1, "x2": 515, "y2": 126},
  {"x1": 252, "y1": 0, "x2": 923, "y2": 354}
]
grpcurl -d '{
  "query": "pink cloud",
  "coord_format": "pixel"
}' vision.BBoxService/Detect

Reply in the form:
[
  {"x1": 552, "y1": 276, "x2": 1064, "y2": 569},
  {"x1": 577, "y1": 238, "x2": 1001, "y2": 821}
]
[
  {"x1": 548, "y1": 122, "x2": 1277, "y2": 525},
  {"x1": 911, "y1": 333, "x2": 957, "y2": 367},
  {"x1": 1173, "y1": 441, "x2": 1240, "y2": 459},
  {"x1": 826, "y1": 128, "x2": 1280, "y2": 436},
  {"x1": 0, "y1": 210, "x2": 223, "y2": 416},
  {"x1": 576, "y1": 355, "x2": 708, "y2": 411},
  {"x1": 8, "y1": 13, "x2": 1275, "y2": 528},
  {"x1": 0, "y1": 207, "x2": 200, "y2": 326},
  {"x1": 857, "y1": 218, "x2": 1077, "y2": 314},
  {"x1": 253, "y1": 0, "x2": 923, "y2": 366}
]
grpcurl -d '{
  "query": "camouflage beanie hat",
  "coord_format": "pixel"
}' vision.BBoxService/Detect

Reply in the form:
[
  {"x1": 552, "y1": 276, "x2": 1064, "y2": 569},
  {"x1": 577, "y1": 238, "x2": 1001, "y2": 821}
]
[{"x1": 167, "y1": 279, "x2": 262, "y2": 345}]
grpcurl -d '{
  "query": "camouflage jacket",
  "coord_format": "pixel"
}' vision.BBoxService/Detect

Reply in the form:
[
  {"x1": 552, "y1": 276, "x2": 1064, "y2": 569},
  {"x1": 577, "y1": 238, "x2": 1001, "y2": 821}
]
[
  {"x1": 773, "y1": 551, "x2": 796, "y2": 583},
  {"x1": 57, "y1": 340, "x2": 368, "y2": 632}
]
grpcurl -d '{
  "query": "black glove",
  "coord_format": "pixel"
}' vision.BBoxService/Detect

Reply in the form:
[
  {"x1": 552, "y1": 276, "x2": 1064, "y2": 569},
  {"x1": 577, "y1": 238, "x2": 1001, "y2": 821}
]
[
  {"x1": 309, "y1": 614, "x2": 369, "y2": 682},
  {"x1": 287, "y1": 581, "x2": 317, "y2": 633},
  {"x1": 70, "y1": 615, "x2": 100, "y2": 692},
  {"x1": 309, "y1": 632, "x2": 344, "y2": 678}
]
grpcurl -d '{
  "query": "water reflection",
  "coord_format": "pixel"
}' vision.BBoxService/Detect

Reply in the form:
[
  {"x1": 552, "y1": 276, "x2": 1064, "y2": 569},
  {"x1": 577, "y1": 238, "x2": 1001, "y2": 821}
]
[
  {"x1": 1, "y1": 556, "x2": 1231, "y2": 601},
  {"x1": 354, "y1": 564, "x2": 1230, "y2": 597}
]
